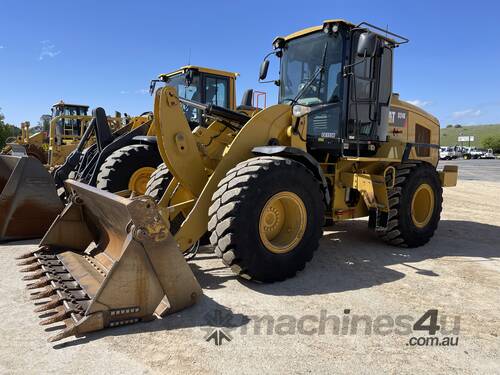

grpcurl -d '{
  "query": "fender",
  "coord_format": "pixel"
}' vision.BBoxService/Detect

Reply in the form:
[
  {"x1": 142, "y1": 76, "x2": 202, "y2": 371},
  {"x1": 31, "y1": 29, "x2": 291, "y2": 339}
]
[
  {"x1": 131, "y1": 135, "x2": 158, "y2": 145},
  {"x1": 251, "y1": 145, "x2": 331, "y2": 205}
]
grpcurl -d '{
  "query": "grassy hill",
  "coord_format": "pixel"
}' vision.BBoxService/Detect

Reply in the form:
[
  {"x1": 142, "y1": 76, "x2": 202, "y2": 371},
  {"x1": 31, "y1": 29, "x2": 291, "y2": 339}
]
[{"x1": 440, "y1": 124, "x2": 500, "y2": 147}]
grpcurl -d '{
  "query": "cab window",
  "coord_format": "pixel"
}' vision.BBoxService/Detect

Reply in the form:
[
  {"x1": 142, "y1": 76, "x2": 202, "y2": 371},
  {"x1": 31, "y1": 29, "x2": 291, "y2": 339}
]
[{"x1": 204, "y1": 75, "x2": 228, "y2": 108}]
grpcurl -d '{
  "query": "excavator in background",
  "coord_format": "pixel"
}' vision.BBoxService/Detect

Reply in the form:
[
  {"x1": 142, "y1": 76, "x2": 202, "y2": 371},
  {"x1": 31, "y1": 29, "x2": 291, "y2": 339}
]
[{"x1": 18, "y1": 20, "x2": 457, "y2": 343}]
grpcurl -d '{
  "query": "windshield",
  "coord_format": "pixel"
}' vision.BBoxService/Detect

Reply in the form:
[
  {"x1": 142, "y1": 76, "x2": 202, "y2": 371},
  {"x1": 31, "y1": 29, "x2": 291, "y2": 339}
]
[
  {"x1": 162, "y1": 72, "x2": 201, "y2": 123},
  {"x1": 280, "y1": 31, "x2": 344, "y2": 106}
]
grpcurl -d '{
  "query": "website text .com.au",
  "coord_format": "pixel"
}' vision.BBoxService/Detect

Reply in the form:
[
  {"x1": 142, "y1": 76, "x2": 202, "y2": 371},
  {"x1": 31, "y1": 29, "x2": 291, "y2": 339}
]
[{"x1": 202, "y1": 308, "x2": 460, "y2": 346}]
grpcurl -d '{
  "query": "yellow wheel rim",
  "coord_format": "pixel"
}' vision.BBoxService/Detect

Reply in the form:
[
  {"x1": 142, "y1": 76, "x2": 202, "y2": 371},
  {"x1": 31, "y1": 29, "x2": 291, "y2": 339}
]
[
  {"x1": 128, "y1": 167, "x2": 156, "y2": 195},
  {"x1": 411, "y1": 183, "x2": 435, "y2": 228},
  {"x1": 258, "y1": 191, "x2": 307, "y2": 254}
]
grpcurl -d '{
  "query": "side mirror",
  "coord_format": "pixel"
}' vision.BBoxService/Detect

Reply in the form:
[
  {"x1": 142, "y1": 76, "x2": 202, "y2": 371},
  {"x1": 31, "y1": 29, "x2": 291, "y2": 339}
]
[
  {"x1": 357, "y1": 32, "x2": 378, "y2": 57},
  {"x1": 149, "y1": 80, "x2": 156, "y2": 95},
  {"x1": 259, "y1": 60, "x2": 270, "y2": 81}
]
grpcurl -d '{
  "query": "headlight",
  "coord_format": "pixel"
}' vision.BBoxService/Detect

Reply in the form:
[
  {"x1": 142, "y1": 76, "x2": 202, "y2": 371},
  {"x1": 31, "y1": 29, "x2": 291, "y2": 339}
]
[{"x1": 292, "y1": 105, "x2": 311, "y2": 118}]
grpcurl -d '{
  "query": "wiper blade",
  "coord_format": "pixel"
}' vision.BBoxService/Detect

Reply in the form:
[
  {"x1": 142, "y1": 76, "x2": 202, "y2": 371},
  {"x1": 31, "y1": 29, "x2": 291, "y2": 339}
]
[{"x1": 290, "y1": 41, "x2": 329, "y2": 105}]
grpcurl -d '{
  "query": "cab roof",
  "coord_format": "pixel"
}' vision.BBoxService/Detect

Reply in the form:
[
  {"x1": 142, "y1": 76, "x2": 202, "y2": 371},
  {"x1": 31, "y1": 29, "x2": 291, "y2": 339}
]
[
  {"x1": 279, "y1": 19, "x2": 400, "y2": 45},
  {"x1": 158, "y1": 65, "x2": 239, "y2": 80},
  {"x1": 282, "y1": 19, "x2": 355, "y2": 42},
  {"x1": 52, "y1": 100, "x2": 89, "y2": 109}
]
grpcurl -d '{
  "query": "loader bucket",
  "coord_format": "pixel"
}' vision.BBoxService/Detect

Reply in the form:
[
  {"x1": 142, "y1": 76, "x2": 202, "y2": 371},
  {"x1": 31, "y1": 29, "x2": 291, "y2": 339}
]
[
  {"x1": 0, "y1": 155, "x2": 64, "y2": 242},
  {"x1": 17, "y1": 180, "x2": 202, "y2": 342}
]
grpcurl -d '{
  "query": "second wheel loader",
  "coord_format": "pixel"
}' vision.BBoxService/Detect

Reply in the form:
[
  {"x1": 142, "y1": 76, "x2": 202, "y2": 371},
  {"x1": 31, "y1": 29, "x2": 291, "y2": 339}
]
[
  {"x1": 1, "y1": 66, "x2": 251, "y2": 242},
  {"x1": 19, "y1": 19, "x2": 457, "y2": 342},
  {"x1": 94, "y1": 66, "x2": 248, "y2": 196}
]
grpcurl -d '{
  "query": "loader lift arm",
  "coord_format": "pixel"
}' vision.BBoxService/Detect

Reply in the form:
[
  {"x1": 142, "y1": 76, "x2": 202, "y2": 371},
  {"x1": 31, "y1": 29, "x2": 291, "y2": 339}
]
[{"x1": 179, "y1": 97, "x2": 251, "y2": 130}]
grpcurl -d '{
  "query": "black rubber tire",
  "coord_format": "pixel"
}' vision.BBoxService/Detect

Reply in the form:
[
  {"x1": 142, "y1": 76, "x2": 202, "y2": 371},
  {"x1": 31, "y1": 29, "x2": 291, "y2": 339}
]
[
  {"x1": 144, "y1": 163, "x2": 171, "y2": 201},
  {"x1": 96, "y1": 144, "x2": 162, "y2": 193},
  {"x1": 380, "y1": 161, "x2": 442, "y2": 248},
  {"x1": 208, "y1": 156, "x2": 325, "y2": 282}
]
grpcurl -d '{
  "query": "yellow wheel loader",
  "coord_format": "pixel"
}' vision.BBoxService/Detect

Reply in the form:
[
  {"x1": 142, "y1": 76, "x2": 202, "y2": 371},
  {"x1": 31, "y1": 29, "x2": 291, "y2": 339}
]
[
  {"x1": 1, "y1": 101, "x2": 124, "y2": 167},
  {"x1": 18, "y1": 20, "x2": 457, "y2": 342},
  {"x1": 0, "y1": 102, "x2": 125, "y2": 242},
  {"x1": 94, "y1": 66, "x2": 252, "y2": 197}
]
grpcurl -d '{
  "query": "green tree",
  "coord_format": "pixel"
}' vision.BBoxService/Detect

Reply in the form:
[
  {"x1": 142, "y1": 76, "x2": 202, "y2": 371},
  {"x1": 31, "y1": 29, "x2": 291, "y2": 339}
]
[
  {"x1": 482, "y1": 135, "x2": 500, "y2": 153},
  {"x1": 0, "y1": 109, "x2": 21, "y2": 149}
]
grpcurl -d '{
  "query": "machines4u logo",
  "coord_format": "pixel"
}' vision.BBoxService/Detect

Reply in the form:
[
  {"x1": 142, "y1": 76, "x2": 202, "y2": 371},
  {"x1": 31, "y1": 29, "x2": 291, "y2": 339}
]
[{"x1": 202, "y1": 309, "x2": 235, "y2": 346}]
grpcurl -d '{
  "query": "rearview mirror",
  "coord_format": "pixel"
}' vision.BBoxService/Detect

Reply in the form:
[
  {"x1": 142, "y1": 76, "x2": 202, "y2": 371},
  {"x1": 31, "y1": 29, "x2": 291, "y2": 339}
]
[
  {"x1": 357, "y1": 32, "x2": 378, "y2": 57},
  {"x1": 259, "y1": 60, "x2": 270, "y2": 81}
]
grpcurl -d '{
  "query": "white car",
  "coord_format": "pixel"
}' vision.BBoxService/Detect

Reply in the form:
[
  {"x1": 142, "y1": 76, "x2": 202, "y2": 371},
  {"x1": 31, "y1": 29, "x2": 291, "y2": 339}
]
[
  {"x1": 463, "y1": 147, "x2": 484, "y2": 160},
  {"x1": 440, "y1": 146, "x2": 455, "y2": 160},
  {"x1": 480, "y1": 149, "x2": 495, "y2": 159}
]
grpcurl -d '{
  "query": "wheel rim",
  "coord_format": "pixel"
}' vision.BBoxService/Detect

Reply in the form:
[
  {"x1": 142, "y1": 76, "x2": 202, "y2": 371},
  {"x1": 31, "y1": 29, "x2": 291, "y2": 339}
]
[
  {"x1": 128, "y1": 167, "x2": 156, "y2": 195},
  {"x1": 411, "y1": 183, "x2": 435, "y2": 228},
  {"x1": 259, "y1": 191, "x2": 307, "y2": 254}
]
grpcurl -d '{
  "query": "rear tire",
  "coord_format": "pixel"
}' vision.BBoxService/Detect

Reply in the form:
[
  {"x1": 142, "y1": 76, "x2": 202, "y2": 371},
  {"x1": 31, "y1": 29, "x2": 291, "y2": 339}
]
[
  {"x1": 96, "y1": 144, "x2": 162, "y2": 194},
  {"x1": 208, "y1": 156, "x2": 325, "y2": 282},
  {"x1": 380, "y1": 161, "x2": 442, "y2": 247}
]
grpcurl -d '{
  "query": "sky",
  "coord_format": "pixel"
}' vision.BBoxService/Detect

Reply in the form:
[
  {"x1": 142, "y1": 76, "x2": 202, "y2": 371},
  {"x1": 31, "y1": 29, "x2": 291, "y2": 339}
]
[{"x1": 0, "y1": 0, "x2": 499, "y2": 127}]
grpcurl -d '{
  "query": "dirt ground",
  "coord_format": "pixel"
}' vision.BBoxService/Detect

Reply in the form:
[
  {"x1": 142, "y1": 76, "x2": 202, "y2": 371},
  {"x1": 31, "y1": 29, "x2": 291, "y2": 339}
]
[{"x1": 0, "y1": 169, "x2": 499, "y2": 374}]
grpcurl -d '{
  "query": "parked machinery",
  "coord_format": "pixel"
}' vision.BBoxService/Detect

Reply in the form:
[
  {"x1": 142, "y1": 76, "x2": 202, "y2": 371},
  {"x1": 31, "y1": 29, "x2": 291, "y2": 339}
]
[
  {"x1": 1, "y1": 101, "x2": 123, "y2": 167},
  {"x1": 18, "y1": 20, "x2": 457, "y2": 342},
  {"x1": 1, "y1": 66, "x2": 251, "y2": 242}
]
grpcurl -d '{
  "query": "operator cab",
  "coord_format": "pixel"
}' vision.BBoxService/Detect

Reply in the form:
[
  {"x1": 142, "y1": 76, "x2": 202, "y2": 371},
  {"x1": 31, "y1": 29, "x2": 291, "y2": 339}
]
[
  {"x1": 152, "y1": 66, "x2": 237, "y2": 128},
  {"x1": 259, "y1": 20, "x2": 408, "y2": 160},
  {"x1": 51, "y1": 101, "x2": 89, "y2": 140}
]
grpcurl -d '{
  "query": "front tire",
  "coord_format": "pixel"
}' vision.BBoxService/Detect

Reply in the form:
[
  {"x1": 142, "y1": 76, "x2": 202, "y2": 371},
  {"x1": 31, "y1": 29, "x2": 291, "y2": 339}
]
[
  {"x1": 96, "y1": 144, "x2": 162, "y2": 195},
  {"x1": 208, "y1": 156, "x2": 325, "y2": 282},
  {"x1": 380, "y1": 161, "x2": 442, "y2": 247},
  {"x1": 144, "y1": 162, "x2": 172, "y2": 202}
]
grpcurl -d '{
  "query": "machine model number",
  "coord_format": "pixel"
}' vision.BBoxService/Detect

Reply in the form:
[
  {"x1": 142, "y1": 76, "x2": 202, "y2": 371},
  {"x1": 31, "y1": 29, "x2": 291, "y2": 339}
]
[{"x1": 389, "y1": 109, "x2": 408, "y2": 128}]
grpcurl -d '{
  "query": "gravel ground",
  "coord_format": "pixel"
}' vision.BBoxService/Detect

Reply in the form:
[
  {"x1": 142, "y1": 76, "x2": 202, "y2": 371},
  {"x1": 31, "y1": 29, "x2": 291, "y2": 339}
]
[{"x1": 0, "y1": 165, "x2": 499, "y2": 374}]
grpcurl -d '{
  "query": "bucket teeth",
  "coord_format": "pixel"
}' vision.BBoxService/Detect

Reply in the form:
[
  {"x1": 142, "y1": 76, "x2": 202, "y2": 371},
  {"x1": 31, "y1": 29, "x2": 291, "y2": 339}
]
[
  {"x1": 48, "y1": 322, "x2": 77, "y2": 343},
  {"x1": 22, "y1": 269, "x2": 46, "y2": 281},
  {"x1": 17, "y1": 257, "x2": 38, "y2": 266},
  {"x1": 15, "y1": 251, "x2": 37, "y2": 260},
  {"x1": 30, "y1": 286, "x2": 55, "y2": 300},
  {"x1": 40, "y1": 306, "x2": 69, "y2": 326},
  {"x1": 20, "y1": 263, "x2": 42, "y2": 273},
  {"x1": 26, "y1": 277, "x2": 50, "y2": 290},
  {"x1": 34, "y1": 296, "x2": 62, "y2": 313}
]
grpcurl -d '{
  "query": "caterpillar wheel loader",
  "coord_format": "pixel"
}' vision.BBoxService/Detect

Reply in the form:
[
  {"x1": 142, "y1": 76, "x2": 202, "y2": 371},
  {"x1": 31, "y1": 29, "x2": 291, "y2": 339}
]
[
  {"x1": 18, "y1": 19, "x2": 458, "y2": 342},
  {"x1": 94, "y1": 66, "x2": 254, "y2": 197},
  {"x1": 1, "y1": 101, "x2": 124, "y2": 167}
]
